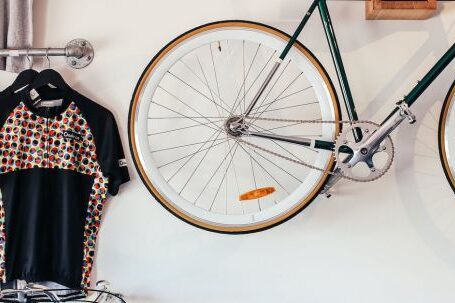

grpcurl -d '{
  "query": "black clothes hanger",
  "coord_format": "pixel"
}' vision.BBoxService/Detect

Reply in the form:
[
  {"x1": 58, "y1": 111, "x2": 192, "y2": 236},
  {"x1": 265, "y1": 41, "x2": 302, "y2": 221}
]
[
  {"x1": 8, "y1": 69, "x2": 38, "y2": 94},
  {"x1": 23, "y1": 68, "x2": 74, "y2": 117},
  {"x1": 27, "y1": 50, "x2": 69, "y2": 98},
  {"x1": 27, "y1": 68, "x2": 72, "y2": 103},
  {"x1": 29, "y1": 69, "x2": 69, "y2": 93},
  {"x1": 9, "y1": 49, "x2": 39, "y2": 94}
]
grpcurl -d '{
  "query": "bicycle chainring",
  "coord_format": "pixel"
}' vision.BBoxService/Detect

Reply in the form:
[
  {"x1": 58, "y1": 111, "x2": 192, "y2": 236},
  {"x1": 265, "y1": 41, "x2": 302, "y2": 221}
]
[{"x1": 334, "y1": 122, "x2": 394, "y2": 182}]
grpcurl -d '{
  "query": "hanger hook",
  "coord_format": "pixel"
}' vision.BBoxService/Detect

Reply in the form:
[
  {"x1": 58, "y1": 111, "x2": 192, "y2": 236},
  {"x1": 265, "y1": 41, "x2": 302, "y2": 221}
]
[
  {"x1": 45, "y1": 48, "x2": 50, "y2": 69},
  {"x1": 26, "y1": 48, "x2": 32, "y2": 69}
]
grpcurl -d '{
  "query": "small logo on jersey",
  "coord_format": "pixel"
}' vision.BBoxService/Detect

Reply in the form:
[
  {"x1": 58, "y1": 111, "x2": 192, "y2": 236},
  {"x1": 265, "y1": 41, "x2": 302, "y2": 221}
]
[
  {"x1": 63, "y1": 130, "x2": 83, "y2": 142},
  {"x1": 119, "y1": 159, "x2": 127, "y2": 167}
]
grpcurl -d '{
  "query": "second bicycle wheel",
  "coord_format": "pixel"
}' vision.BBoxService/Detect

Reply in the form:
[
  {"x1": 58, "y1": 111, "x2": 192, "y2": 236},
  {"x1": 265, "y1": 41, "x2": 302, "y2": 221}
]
[
  {"x1": 129, "y1": 20, "x2": 341, "y2": 233},
  {"x1": 439, "y1": 80, "x2": 455, "y2": 192}
]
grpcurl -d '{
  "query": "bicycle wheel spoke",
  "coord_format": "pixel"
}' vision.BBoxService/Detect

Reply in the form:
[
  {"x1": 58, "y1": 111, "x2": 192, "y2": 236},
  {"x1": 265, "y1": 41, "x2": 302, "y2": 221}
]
[
  {"x1": 196, "y1": 55, "x2": 225, "y2": 116},
  {"x1": 148, "y1": 106, "x2": 223, "y2": 135},
  {"x1": 157, "y1": 86, "x2": 224, "y2": 129},
  {"x1": 208, "y1": 142, "x2": 240, "y2": 211},
  {"x1": 251, "y1": 101, "x2": 319, "y2": 116},
  {"x1": 274, "y1": 86, "x2": 313, "y2": 102},
  {"x1": 249, "y1": 156, "x2": 261, "y2": 211},
  {"x1": 166, "y1": 130, "x2": 224, "y2": 182},
  {"x1": 255, "y1": 157, "x2": 278, "y2": 205},
  {"x1": 241, "y1": 140, "x2": 302, "y2": 183},
  {"x1": 229, "y1": 41, "x2": 248, "y2": 114},
  {"x1": 177, "y1": 131, "x2": 226, "y2": 193},
  {"x1": 148, "y1": 116, "x2": 224, "y2": 120},
  {"x1": 237, "y1": 143, "x2": 289, "y2": 195},
  {"x1": 223, "y1": 134, "x2": 229, "y2": 214},
  {"x1": 231, "y1": 48, "x2": 276, "y2": 115},
  {"x1": 195, "y1": 141, "x2": 238, "y2": 204},
  {"x1": 250, "y1": 85, "x2": 312, "y2": 113},
  {"x1": 167, "y1": 71, "x2": 232, "y2": 113},
  {"x1": 178, "y1": 59, "x2": 224, "y2": 104},
  {"x1": 209, "y1": 43, "x2": 222, "y2": 107},
  {"x1": 149, "y1": 99, "x2": 223, "y2": 130},
  {"x1": 236, "y1": 42, "x2": 264, "y2": 114},
  {"x1": 250, "y1": 71, "x2": 303, "y2": 123},
  {"x1": 158, "y1": 134, "x2": 228, "y2": 169},
  {"x1": 148, "y1": 120, "x2": 222, "y2": 136},
  {"x1": 151, "y1": 137, "x2": 225, "y2": 153},
  {"x1": 242, "y1": 41, "x2": 246, "y2": 113},
  {"x1": 225, "y1": 138, "x2": 243, "y2": 214}
]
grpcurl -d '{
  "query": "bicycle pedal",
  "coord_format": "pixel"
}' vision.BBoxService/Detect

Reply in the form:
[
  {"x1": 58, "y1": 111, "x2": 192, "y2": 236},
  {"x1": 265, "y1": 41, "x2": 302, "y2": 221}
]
[{"x1": 397, "y1": 101, "x2": 416, "y2": 124}]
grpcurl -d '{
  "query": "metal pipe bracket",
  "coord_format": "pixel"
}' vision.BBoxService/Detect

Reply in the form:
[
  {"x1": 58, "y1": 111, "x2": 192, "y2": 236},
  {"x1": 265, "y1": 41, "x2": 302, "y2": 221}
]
[{"x1": 65, "y1": 39, "x2": 94, "y2": 69}]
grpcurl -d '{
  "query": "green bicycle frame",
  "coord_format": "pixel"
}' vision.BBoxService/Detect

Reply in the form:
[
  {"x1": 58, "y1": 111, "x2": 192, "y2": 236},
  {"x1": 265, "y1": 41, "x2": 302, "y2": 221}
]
[{"x1": 255, "y1": 0, "x2": 455, "y2": 151}]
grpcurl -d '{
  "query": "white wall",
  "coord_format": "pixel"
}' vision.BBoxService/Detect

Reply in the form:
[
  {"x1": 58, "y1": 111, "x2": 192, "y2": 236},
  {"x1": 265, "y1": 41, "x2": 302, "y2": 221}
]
[{"x1": 1, "y1": 1, "x2": 454, "y2": 302}]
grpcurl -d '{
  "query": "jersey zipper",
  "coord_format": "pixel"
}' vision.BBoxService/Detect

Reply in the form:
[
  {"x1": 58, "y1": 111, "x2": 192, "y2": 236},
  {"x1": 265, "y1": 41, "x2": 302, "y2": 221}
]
[{"x1": 45, "y1": 108, "x2": 50, "y2": 168}]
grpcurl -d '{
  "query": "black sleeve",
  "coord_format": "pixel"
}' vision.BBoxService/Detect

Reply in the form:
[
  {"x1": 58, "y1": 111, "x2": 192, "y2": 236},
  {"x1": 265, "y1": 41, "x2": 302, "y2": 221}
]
[
  {"x1": 96, "y1": 112, "x2": 130, "y2": 195},
  {"x1": 73, "y1": 91, "x2": 130, "y2": 195}
]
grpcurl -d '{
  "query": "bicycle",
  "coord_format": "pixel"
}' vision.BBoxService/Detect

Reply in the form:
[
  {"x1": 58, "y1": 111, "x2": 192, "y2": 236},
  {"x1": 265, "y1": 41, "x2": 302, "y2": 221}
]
[
  {"x1": 0, "y1": 280, "x2": 125, "y2": 303},
  {"x1": 128, "y1": 0, "x2": 455, "y2": 233}
]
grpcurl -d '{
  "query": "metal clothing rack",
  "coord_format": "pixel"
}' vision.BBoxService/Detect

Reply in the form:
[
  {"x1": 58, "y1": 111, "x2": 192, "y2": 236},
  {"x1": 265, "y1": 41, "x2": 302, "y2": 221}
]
[{"x1": 0, "y1": 38, "x2": 94, "y2": 69}]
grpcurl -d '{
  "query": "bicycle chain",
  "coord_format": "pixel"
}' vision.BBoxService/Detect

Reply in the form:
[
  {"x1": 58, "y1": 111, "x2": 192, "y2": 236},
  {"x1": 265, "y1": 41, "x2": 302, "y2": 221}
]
[{"x1": 237, "y1": 117, "x2": 395, "y2": 182}]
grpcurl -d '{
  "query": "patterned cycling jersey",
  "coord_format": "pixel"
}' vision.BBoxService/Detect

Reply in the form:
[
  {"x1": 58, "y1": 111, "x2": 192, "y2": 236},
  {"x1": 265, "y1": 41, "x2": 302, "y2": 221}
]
[{"x1": 0, "y1": 88, "x2": 129, "y2": 290}]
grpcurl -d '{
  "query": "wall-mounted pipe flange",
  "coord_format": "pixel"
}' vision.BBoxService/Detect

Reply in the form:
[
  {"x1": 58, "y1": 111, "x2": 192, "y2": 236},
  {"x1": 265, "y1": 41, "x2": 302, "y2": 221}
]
[{"x1": 65, "y1": 39, "x2": 94, "y2": 69}]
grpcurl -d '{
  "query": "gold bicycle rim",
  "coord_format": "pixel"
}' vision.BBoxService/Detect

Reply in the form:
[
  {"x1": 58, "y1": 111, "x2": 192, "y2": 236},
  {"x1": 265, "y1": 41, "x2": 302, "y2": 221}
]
[
  {"x1": 129, "y1": 21, "x2": 341, "y2": 233},
  {"x1": 440, "y1": 81, "x2": 455, "y2": 191}
]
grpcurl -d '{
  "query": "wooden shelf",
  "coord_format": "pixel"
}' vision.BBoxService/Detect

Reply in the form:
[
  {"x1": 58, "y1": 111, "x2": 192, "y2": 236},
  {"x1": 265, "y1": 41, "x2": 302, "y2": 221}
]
[{"x1": 366, "y1": 0, "x2": 437, "y2": 20}]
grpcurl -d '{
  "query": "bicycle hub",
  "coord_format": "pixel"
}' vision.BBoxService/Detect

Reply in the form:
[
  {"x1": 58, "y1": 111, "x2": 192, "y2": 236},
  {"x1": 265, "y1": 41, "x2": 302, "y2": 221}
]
[{"x1": 225, "y1": 115, "x2": 249, "y2": 138}]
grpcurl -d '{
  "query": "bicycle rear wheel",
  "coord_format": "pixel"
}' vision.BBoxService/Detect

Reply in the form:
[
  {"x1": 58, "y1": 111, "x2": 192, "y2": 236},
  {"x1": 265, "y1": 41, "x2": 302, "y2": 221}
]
[{"x1": 129, "y1": 20, "x2": 341, "y2": 233}]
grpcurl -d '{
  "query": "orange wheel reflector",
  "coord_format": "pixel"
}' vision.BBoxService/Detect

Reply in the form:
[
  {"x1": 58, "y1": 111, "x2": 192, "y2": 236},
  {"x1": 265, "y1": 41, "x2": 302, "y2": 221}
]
[{"x1": 239, "y1": 187, "x2": 276, "y2": 201}]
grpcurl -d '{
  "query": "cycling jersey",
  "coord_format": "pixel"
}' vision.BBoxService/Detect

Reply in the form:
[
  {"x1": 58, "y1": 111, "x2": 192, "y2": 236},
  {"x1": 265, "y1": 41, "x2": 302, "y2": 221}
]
[{"x1": 0, "y1": 87, "x2": 129, "y2": 290}]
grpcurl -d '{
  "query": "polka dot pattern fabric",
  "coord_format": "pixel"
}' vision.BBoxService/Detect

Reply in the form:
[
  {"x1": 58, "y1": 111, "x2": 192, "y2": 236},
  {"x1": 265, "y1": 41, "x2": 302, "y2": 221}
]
[{"x1": 0, "y1": 200, "x2": 5, "y2": 283}]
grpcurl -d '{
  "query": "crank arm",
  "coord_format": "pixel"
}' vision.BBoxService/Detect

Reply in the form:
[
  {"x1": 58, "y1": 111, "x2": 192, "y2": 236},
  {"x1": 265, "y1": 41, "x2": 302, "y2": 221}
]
[{"x1": 349, "y1": 102, "x2": 413, "y2": 165}]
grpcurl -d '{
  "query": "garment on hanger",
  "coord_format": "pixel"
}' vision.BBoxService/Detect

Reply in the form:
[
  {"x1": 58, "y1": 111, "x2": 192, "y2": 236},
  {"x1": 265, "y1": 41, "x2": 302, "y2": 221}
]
[
  {"x1": 0, "y1": 70, "x2": 83, "y2": 298},
  {"x1": 0, "y1": 71, "x2": 130, "y2": 291}
]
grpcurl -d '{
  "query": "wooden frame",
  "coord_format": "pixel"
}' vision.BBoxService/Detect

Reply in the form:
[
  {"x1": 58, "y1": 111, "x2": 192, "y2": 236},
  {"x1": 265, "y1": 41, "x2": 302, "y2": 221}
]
[{"x1": 366, "y1": 0, "x2": 437, "y2": 20}]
